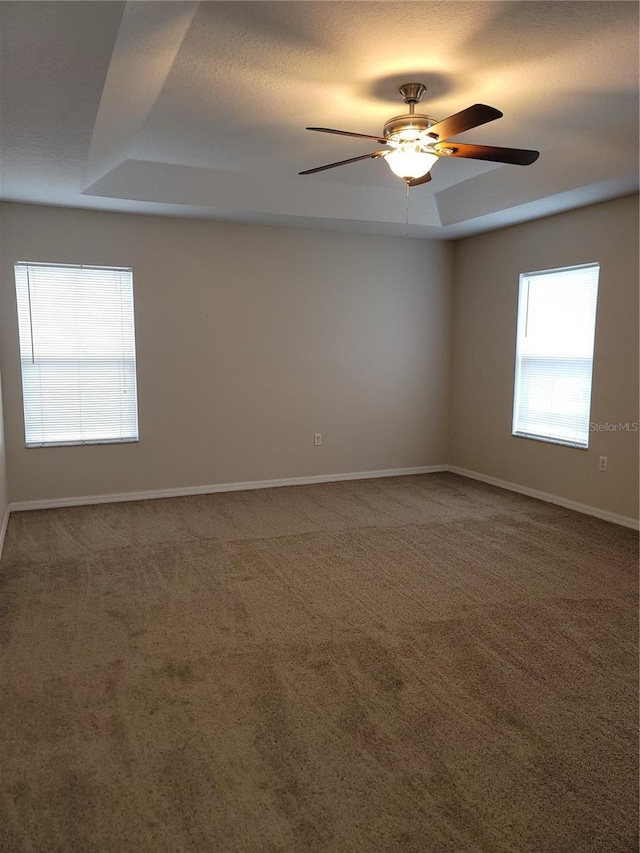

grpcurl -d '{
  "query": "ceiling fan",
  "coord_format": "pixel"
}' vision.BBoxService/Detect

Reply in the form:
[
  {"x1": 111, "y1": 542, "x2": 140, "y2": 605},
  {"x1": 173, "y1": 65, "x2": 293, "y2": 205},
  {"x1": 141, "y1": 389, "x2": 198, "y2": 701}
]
[{"x1": 300, "y1": 83, "x2": 539, "y2": 186}]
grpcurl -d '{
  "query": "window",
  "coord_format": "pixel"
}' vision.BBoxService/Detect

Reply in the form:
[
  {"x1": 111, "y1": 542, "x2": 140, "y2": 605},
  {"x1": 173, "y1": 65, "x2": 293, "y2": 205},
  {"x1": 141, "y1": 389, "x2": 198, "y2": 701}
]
[
  {"x1": 512, "y1": 263, "x2": 599, "y2": 449},
  {"x1": 15, "y1": 262, "x2": 139, "y2": 447}
]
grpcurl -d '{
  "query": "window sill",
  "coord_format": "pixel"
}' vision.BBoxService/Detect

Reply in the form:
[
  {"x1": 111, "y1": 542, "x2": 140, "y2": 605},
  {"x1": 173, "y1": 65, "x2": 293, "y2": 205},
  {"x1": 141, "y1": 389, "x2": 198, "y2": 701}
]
[
  {"x1": 512, "y1": 431, "x2": 588, "y2": 450},
  {"x1": 25, "y1": 438, "x2": 139, "y2": 449}
]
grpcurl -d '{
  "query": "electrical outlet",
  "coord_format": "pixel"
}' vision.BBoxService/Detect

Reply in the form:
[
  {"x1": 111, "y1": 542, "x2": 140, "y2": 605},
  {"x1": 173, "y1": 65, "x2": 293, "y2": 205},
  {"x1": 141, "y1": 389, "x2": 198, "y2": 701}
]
[
  {"x1": 314, "y1": 433, "x2": 322, "y2": 446},
  {"x1": 599, "y1": 456, "x2": 607, "y2": 472}
]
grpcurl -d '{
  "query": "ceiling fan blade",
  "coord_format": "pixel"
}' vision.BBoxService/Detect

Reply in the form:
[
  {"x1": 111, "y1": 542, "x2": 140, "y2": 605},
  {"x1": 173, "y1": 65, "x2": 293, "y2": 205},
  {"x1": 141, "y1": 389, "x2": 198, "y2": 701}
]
[
  {"x1": 440, "y1": 142, "x2": 539, "y2": 165},
  {"x1": 299, "y1": 151, "x2": 385, "y2": 175},
  {"x1": 427, "y1": 104, "x2": 503, "y2": 141},
  {"x1": 407, "y1": 171, "x2": 432, "y2": 187},
  {"x1": 306, "y1": 127, "x2": 388, "y2": 145}
]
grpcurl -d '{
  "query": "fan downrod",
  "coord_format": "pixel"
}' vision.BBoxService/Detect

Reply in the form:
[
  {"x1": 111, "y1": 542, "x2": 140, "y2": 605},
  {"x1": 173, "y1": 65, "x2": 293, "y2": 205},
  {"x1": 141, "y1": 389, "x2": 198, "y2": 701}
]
[
  {"x1": 383, "y1": 83, "x2": 435, "y2": 139},
  {"x1": 399, "y1": 83, "x2": 426, "y2": 108}
]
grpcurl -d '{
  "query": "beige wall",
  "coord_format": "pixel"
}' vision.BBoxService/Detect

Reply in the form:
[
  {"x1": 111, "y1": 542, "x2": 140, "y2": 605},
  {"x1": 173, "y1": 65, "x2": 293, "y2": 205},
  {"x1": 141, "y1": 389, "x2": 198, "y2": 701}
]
[
  {"x1": 3, "y1": 197, "x2": 636, "y2": 519},
  {"x1": 0, "y1": 203, "x2": 453, "y2": 503},
  {"x1": 0, "y1": 365, "x2": 8, "y2": 533},
  {"x1": 0, "y1": 211, "x2": 9, "y2": 540},
  {"x1": 451, "y1": 195, "x2": 639, "y2": 520}
]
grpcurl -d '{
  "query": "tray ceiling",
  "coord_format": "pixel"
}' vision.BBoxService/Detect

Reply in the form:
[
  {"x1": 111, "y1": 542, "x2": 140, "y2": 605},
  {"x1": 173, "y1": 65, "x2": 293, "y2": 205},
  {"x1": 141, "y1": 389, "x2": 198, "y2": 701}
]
[{"x1": 1, "y1": 1, "x2": 638, "y2": 238}]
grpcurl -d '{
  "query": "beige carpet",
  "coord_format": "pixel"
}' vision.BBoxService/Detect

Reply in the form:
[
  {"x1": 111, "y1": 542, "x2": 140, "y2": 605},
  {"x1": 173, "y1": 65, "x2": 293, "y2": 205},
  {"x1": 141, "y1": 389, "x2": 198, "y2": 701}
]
[{"x1": 0, "y1": 473, "x2": 637, "y2": 852}]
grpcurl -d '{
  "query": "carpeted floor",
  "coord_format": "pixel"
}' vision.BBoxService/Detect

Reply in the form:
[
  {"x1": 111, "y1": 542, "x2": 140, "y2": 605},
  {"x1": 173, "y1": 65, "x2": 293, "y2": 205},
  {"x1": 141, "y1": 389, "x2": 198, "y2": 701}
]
[{"x1": 0, "y1": 472, "x2": 637, "y2": 852}]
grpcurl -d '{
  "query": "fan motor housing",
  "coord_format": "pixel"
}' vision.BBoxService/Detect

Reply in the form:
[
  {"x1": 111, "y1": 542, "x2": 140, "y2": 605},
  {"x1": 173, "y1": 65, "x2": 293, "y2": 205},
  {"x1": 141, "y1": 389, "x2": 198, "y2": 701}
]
[{"x1": 383, "y1": 113, "x2": 438, "y2": 142}]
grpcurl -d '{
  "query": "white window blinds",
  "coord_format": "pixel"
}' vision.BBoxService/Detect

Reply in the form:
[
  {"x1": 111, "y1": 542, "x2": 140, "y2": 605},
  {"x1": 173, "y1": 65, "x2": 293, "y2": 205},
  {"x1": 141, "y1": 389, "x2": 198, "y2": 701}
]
[
  {"x1": 15, "y1": 262, "x2": 139, "y2": 447},
  {"x1": 512, "y1": 263, "x2": 599, "y2": 449}
]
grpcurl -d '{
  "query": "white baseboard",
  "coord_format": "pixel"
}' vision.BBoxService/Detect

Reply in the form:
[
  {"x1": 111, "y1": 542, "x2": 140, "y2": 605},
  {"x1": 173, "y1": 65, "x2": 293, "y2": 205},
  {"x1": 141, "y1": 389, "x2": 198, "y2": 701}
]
[
  {"x1": 8, "y1": 465, "x2": 448, "y2": 513},
  {"x1": 7, "y1": 463, "x2": 638, "y2": 531},
  {"x1": 0, "y1": 506, "x2": 9, "y2": 558},
  {"x1": 448, "y1": 466, "x2": 640, "y2": 530}
]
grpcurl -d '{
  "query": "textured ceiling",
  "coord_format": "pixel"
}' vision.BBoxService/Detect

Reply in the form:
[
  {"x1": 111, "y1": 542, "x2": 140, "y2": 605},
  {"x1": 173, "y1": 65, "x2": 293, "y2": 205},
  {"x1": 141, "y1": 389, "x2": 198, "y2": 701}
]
[{"x1": 1, "y1": 1, "x2": 638, "y2": 238}]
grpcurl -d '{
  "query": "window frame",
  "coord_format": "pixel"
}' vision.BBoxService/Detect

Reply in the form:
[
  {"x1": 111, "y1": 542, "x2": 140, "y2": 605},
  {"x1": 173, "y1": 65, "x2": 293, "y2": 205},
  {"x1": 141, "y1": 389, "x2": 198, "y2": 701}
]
[
  {"x1": 14, "y1": 260, "x2": 140, "y2": 449},
  {"x1": 511, "y1": 262, "x2": 600, "y2": 450}
]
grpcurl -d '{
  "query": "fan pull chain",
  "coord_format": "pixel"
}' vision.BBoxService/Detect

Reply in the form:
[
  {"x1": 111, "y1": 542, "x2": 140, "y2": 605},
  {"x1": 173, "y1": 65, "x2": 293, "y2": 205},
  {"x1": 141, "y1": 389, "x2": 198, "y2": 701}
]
[{"x1": 405, "y1": 181, "x2": 410, "y2": 236}]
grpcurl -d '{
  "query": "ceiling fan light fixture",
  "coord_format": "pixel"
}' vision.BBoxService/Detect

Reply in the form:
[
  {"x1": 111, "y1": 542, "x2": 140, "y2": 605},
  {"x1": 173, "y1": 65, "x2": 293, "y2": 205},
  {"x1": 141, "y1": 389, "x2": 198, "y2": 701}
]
[
  {"x1": 384, "y1": 144, "x2": 438, "y2": 181},
  {"x1": 300, "y1": 84, "x2": 539, "y2": 182}
]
